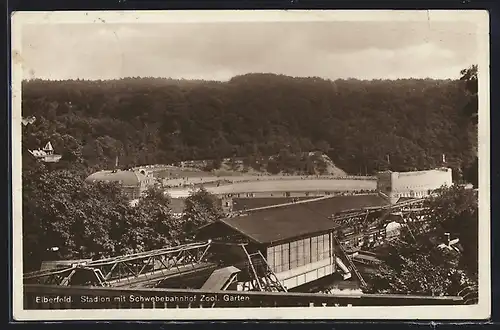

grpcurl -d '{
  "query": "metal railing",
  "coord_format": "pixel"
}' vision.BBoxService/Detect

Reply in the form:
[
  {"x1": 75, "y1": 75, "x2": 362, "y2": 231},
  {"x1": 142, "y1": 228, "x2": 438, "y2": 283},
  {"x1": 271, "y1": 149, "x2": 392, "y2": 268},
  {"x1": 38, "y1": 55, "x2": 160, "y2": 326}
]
[{"x1": 24, "y1": 241, "x2": 213, "y2": 288}]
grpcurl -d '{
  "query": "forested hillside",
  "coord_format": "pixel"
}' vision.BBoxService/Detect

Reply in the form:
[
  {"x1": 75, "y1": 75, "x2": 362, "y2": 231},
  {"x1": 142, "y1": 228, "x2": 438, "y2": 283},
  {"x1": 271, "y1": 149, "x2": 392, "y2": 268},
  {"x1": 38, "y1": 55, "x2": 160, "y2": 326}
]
[{"x1": 21, "y1": 74, "x2": 477, "y2": 178}]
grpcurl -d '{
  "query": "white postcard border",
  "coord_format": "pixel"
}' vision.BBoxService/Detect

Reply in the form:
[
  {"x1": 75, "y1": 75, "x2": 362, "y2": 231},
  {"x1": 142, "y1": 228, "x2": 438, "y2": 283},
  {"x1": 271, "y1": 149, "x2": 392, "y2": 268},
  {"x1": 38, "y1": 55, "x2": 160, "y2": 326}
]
[{"x1": 11, "y1": 9, "x2": 491, "y2": 321}]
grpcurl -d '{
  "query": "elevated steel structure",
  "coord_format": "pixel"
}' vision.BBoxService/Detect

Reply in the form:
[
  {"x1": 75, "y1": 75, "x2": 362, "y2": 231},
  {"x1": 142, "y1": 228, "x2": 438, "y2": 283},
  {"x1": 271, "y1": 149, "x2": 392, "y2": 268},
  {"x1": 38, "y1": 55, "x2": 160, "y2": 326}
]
[
  {"x1": 240, "y1": 245, "x2": 287, "y2": 292},
  {"x1": 24, "y1": 241, "x2": 213, "y2": 288},
  {"x1": 23, "y1": 240, "x2": 286, "y2": 293},
  {"x1": 23, "y1": 196, "x2": 450, "y2": 299}
]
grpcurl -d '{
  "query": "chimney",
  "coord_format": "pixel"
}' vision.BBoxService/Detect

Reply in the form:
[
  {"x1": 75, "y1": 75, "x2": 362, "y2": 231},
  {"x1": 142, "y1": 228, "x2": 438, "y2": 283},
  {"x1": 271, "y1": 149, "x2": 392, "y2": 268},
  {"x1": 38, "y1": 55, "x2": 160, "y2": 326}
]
[{"x1": 444, "y1": 232, "x2": 451, "y2": 246}]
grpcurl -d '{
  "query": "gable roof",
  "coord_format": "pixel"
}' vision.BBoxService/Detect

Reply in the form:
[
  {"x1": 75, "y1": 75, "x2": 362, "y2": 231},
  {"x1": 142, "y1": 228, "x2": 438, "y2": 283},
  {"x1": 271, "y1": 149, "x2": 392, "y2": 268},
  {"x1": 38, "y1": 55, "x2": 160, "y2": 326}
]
[
  {"x1": 43, "y1": 141, "x2": 54, "y2": 151},
  {"x1": 216, "y1": 194, "x2": 389, "y2": 244}
]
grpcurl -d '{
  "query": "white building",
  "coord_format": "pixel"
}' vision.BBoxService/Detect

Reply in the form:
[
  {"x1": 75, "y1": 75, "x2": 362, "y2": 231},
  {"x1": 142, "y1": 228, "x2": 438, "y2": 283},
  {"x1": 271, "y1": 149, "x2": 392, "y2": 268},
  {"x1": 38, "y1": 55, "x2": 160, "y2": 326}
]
[
  {"x1": 28, "y1": 142, "x2": 62, "y2": 163},
  {"x1": 376, "y1": 168, "x2": 453, "y2": 203}
]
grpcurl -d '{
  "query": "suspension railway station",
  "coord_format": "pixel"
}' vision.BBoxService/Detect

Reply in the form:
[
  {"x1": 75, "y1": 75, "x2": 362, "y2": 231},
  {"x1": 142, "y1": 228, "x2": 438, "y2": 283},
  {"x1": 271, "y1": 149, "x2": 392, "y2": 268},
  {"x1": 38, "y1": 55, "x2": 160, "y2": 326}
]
[{"x1": 24, "y1": 187, "x2": 475, "y2": 309}]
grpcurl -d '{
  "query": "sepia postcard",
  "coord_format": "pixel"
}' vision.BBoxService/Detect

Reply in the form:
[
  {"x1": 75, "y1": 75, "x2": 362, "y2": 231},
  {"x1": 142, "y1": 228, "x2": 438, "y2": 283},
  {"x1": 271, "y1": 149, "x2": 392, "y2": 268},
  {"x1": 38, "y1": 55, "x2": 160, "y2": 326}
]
[{"x1": 11, "y1": 10, "x2": 490, "y2": 321}]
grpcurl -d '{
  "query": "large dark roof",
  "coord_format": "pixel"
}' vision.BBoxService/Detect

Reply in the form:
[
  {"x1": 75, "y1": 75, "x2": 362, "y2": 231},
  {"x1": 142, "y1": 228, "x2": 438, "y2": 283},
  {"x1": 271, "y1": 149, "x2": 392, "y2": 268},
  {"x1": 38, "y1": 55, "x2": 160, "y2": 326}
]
[{"x1": 218, "y1": 194, "x2": 389, "y2": 244}]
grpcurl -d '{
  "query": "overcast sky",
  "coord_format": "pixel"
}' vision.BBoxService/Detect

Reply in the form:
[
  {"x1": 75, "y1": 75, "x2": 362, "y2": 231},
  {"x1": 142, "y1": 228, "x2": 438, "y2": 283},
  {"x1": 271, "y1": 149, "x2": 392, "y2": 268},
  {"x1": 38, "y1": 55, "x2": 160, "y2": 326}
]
[{"x1": 21, "y1": 20, "x2": 479, "y2": 81}]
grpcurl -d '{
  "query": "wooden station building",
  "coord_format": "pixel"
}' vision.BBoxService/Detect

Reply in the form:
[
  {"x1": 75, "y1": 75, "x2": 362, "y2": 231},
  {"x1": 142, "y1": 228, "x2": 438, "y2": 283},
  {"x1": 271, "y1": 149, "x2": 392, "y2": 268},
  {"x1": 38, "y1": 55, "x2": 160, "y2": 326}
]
[{"x1": 196, "y1": 194, "x2": 390, "y2": 292}]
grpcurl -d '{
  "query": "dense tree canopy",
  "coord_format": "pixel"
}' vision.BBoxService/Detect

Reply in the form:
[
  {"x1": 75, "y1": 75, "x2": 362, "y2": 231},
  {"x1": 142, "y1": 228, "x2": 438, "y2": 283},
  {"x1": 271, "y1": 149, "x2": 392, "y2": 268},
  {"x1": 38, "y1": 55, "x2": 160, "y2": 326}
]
[
  {"x1": 126, "y1": 187, "x2": 184, "y2": 252},
  {"x1": 367, "y1": 249, "x2": 473, "y2": 296},
  {"x1": 424, "y1": 185, "x2": 478, "y2": 276},
  {"x1": 21, "y1": 168, "x2": 218, "y2": 271},
  {"x1": 366, "y1": 186, "x2": 478, "y2": 295},
  {"x1": 182, "y1": 187, "x2": 225, "y2": 238},
  {"x1": 22, "y1": 167, "x2": 133, "y2": 270},
  {"x1": 460, "y1": 65, "x2": 478, "y2": 124},
  {"x1": 22, "y1": 73, "x2": 477, "y2": 177},
  {"x1": 459, "y1": 65, "x2": 479, "y2": 187}
]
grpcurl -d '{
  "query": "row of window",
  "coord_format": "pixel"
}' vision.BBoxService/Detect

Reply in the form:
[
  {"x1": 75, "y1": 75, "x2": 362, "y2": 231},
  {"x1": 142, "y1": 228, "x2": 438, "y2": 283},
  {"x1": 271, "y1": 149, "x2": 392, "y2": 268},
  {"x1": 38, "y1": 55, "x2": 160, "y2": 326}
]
[
  {"x1": 395, "y1": 190, "x2": 429, "y2": 198},
  {"x1": 227, "y1": 191, "x2": 371, "y2": 200},
  {"x1": 266, "y1": 234, "x2": 332, "y2": 273}
]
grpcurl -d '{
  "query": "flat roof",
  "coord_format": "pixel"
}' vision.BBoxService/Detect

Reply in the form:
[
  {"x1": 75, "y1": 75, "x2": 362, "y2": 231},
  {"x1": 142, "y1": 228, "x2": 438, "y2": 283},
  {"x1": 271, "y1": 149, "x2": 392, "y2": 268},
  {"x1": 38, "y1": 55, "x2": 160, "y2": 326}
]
[{"x1": 216, "y1": 194, "x2": 390, "y2": 244}]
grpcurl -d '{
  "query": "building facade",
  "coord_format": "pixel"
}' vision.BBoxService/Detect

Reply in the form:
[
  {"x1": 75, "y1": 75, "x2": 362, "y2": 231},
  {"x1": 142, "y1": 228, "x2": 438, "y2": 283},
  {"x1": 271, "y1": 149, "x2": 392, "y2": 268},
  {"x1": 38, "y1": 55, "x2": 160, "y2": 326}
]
[
  {"x1": 376, "y1": 168, "x2": 453, "y2": 203},
  {"x1": 28, "y1": 141, "x2": 62, "y2": 163},
  {"x1": 196, "y1": 194, "x2": 389, "y2": 291},
  {"x1": 265, "y1": 232, "x2": 338, "y2": 289}
]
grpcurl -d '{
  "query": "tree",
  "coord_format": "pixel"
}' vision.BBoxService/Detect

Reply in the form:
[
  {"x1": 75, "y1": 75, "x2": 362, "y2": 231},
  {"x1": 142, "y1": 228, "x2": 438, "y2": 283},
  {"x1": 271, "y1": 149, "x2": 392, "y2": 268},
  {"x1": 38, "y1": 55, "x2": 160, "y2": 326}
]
[
  {"x1": 315, "y1": 140, "x2": 331, "y2": 153},
  {"x1": 266, "y1": 159, "x2": 280, "y2": 174},
  {"x1": 182, "y1": 187, "x2": 225, "y2": 238},
  {"x1": 367, "y1": 250, "x2": 474, "y2": 296},
  {"x1": 22, "y1": 75, "x2": 476, "y2": 175},
  {"x1": 424, "y1": 185, "x2": 478, "y2": 276},
  {"x1": 305, "y1": 157, "x2": 316, "y2": 175},
  {"x1": 203, "y1": 158, "x2": 222, "y2": 172},
  {"x1": 464, "y1": 157, "x2": 478, "y2": 188},
  {"x1": 228, "y1": 157, "x2": 239, "y2": 171},
  {"x1": 366, "y1": 185, "x2": 478, "y2": 295},
  {"x1": 460, "y1": 65, "x2": 478, "y2": 123},
  {"x1": 22, "y1": 166, "x2": 190, "y2": 272},
  {"x1": 129, "y1": 187, "x2": 182, "y2": 251},
  {"x1": 69, "y1": 181, "x2": 129, "y2": 259},
  {"x1": 22, "y1": 168, "x2": 131, "y2": 270},
  {"x1": 212, "y1": 157, "x2": 223, "y2": 170},
  {"x1": 460, "y1": 65, "x2": 478, "y2": 188}
]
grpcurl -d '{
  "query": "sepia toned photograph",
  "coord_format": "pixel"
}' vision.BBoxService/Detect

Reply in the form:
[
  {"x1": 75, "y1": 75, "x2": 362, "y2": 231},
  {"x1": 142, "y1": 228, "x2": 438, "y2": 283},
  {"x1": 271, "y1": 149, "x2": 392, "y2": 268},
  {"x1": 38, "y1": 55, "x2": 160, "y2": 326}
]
[{"x1": 11, "y1": 10, "x2": 490, "y2": 321}]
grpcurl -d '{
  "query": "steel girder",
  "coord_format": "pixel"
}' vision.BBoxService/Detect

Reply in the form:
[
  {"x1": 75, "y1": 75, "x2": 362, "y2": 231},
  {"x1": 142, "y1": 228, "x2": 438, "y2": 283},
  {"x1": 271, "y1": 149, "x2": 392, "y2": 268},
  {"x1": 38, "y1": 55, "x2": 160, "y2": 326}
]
[{"x1": 24, "y1": 241, "x2": 212, "y2": 288}]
